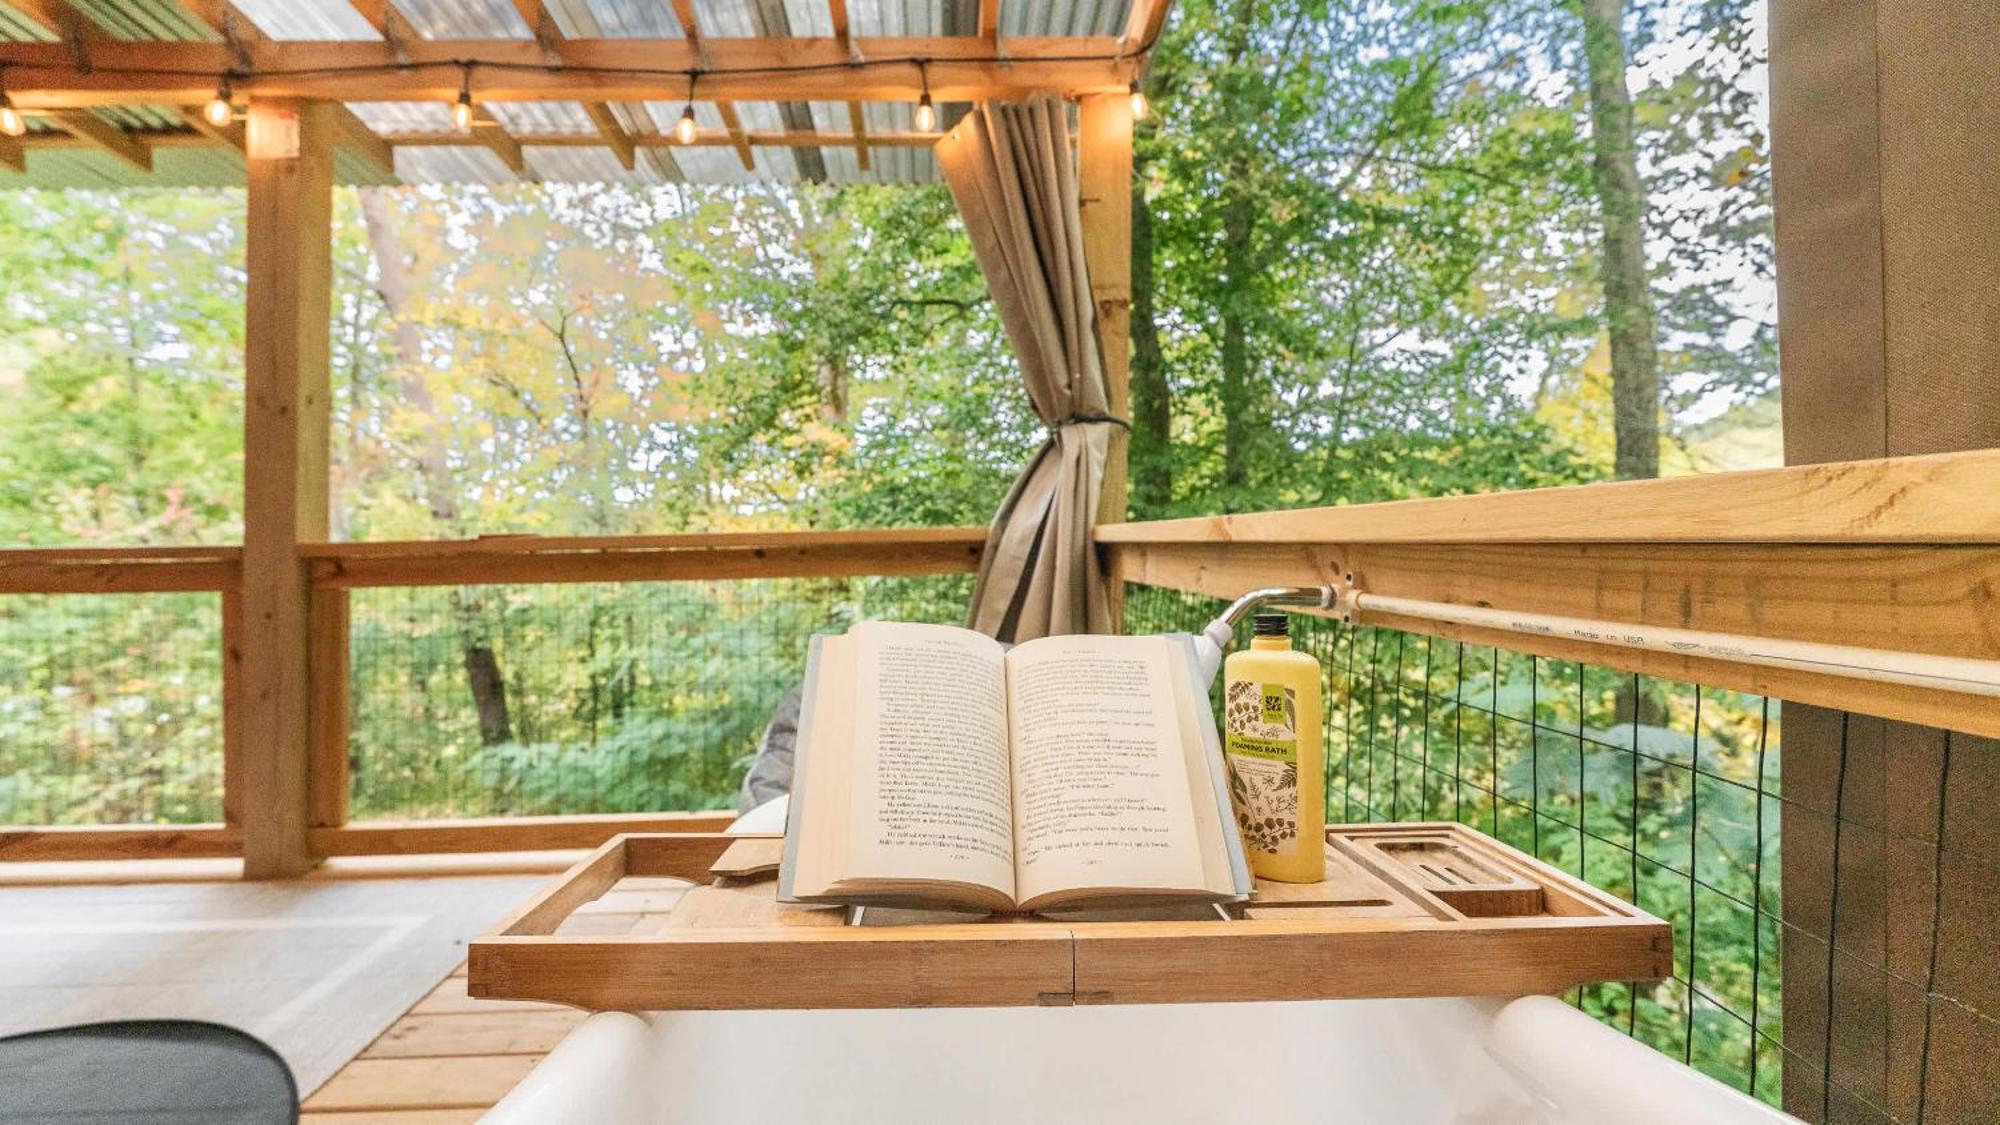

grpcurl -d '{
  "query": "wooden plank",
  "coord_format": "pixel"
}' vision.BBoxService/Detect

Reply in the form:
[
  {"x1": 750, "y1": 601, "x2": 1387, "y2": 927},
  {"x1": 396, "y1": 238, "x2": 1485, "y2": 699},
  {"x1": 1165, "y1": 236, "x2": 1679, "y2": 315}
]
[
  {"x1": 510, "y1": 0, "x2": 564, "y2": 66},
  {"x1": 411, "y1": 975, "x2": 566, "y2": 1015},
  {"x1": 177, "y1": 105, "x2": 244, "y2": 151},
  {"x1": 360, "y1": 1010, "x2": 586, "y2": 1058},
  {"x1": 331, "y1": 103, "x2": 395, "y2": 179},
  {"x1": 1077, "y1": 92, "x2": 1134, "y2": 540},
  {"x1": 1113, "y1": 539, "x2": 2000, "y2": 738},
  {"x1": 0, "y1": 558, "x2": 238, "y2": 594},
  {"x1": 304, "y1": 533, "x2": 987, "y2": 589},
  {"x1": 307, "y1": 586, "x2": 350, "y2": 829},
  {"x1": 489, "y1": 837, "x2": 628, "y2": 937},
  {"x1": 303, "y1": 1110, "x2": 487, "y2": 1125},
  {"x1": 0, "y1": 38, "x2": 1138, "y2": 106},
  {"x1": 1097, "y1": 448, "x2": 2000, "y2": 545},
  {"x1": 239, "y1": 98, "x2": 334, "y2": 879},
  {"x1": 579, "y1": 101, "x2": 635, "y2": 169},
  {"x1": 338, "y1": 128, "x2": 938, "y2": 150},
  {"x1": 302, "y1": 526, "x2": 986, "y2": 560},
  {"x1": 467, "y1": 106, "x2": 528, "y2": 177},
  {"x1": 296, "y1": 1104, "x2": 484, "y2": 1112},
  {"x1": 471, "y1": 927, "x2": 1079, "y2": 1010},
  {"x1": 309, "y1": 813, "x2": 736, "y2": 857},
  {"x1": 0, "y1": 825, "x2": 239, "y2": 862},
  {"x1": 1120, "y1": 0, "x2": 1170, "y2": 48},
  {"x1": 302, "y1": 1056, "x2": 540, "y2": 1113},
  {"x1": 713, "y1": 100, "x2": 757, "y2": 171},
  {"x1": 45, "y1": 109, "x2": 150, "y2": 170},
  {"x1": 846, "y1": 100, "x2": 869, "y2": 170}
]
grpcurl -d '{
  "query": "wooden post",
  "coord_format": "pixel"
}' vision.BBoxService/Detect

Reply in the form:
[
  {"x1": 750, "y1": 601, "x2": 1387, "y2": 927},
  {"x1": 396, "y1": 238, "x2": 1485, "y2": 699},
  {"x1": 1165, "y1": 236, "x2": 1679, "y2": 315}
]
[
  {"x1": 239, "y1": 98, "x2": 334, "y2": 878},
  {"x1": 1770, "y1": 2, "x2": 2000, "y2": 1119},
  {"x1": 307, "y1": 586, "x2": 351, "y2": 831},
  {"x1": 1078, "y1": 93, "x2": 1134, "y2": 631}
]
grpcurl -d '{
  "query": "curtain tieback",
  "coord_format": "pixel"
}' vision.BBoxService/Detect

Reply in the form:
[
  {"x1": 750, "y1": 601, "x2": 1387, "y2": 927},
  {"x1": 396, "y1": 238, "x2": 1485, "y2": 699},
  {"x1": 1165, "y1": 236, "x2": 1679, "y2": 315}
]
[{"x1": 1050, "y1": 412, "x2": 1131, "y2": 431}]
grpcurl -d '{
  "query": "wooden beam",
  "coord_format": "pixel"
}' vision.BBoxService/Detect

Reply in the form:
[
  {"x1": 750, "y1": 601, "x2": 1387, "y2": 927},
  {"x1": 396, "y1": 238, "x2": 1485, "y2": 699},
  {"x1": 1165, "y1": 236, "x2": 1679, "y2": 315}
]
[
  {"x1": 0, "y1": 555, "x2": 237, "y2": 594},
  {"x1": 1078, "y1": 93, "x2": 1134, "y2": 588},
  {"x1": 0, "y1": 825, "x2": 239, "y2": 862},
  {"x1": 332, "y1": 102, "x2": 395, "y2": 177},
  {"x1": 510, "y1": 0, "x2": 565, "y2": 66},
  {"x1": 828, "y1": 0, "x2": 851, "y2": 44},
  {"x1": 309, "y1": 812, "x2": 737, "y2": 857},
  {"x1": 240, "y1": 98, "x2": 335, "y2": 879},
  {"x1": 45, "y1": 109, "x2": 150, "y2": 170},
  {"x1": 0, "y1": 133, "x2": 21, "y2": 173},
  {"x1": 1098, "y1": 448, "x2": 2000, "y2": 545},
  {"x1": 847, "y1": 100, "x2": 870, "y2": 170},
  {"x1": 469, "y1": 105, "x2": 528, "y2": 176},
  {"x1": 306, "y1": 587, "x2": 350, "y2": 830},
  {"x1": 580, "y1": 102, "x2": 635, "y2": 169},
  {"x1": 348, "y1": 0, "x2": 418, "y2": 67},
  {"x1": 177, "y1": 0, "x2": 270, "y2": 71},
  {"x1": 0, "y1": 38, "x2": 1138, "y2": 106},
  {"x1": 372, "y1": 128, "x2": 937, "y2": 150},
  {"x1": 5, "y1": 0, "x2": 104, "y2": 43},
  {"x1": 1120, "y1": 0, "x2": 1170, "y2": 50},
  {"x1": 301, "y1": 526, "x2": 988, "y2": 588},
  {"x1": 713, "y1": 100, "x2": 756, "y2": 171},
  {"x1": 178, "y1": 104, "x2": 244, "y2": 151},
  {"x1": 978, "y1": 0, "x2": 1001, "y2": 39}
]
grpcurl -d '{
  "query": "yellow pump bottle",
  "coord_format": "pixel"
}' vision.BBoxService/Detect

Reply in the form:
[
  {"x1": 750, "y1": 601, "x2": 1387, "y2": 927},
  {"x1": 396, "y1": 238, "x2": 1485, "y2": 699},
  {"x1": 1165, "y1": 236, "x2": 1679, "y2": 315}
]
[{"x1": 1222, "y1": 612, "x2": 1325, "y2": 882}]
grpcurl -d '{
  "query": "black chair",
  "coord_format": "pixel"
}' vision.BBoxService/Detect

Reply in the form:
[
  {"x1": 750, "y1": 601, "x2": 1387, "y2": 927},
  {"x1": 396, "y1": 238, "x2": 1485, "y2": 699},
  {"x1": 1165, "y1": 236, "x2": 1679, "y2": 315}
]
[{"x1": 0, "y1": 1020, "x2": 297, "y2": 1124}]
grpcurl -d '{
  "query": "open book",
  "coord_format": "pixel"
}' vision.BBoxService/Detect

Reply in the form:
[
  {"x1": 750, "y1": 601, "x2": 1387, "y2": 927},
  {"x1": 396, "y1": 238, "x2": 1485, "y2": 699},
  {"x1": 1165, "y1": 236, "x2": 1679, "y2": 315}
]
[{"x1": 779, "y1": 622, "x2": 1252, "y2": 914}]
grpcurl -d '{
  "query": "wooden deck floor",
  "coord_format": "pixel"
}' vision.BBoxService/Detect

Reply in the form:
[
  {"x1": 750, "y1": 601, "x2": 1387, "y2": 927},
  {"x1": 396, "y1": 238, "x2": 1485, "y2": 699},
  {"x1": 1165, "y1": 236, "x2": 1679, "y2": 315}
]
[{"x1": 301, "y1": 884, "x2": 687, "y2": 1122}]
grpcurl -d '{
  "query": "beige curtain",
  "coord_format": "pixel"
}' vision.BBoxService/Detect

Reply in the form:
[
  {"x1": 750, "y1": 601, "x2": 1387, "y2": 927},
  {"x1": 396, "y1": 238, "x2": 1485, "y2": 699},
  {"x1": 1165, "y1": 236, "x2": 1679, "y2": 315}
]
[{"x1": 937, "y1": 95, "x2": 1119, "y2": 643}]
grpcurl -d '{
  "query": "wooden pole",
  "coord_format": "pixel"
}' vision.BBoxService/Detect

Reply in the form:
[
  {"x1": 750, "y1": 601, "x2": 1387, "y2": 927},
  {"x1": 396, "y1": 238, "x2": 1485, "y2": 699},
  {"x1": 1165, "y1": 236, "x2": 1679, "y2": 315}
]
[
  {"x1": 239, "y1": 98, "x2": 334, "y2": 878},
  {"x1": 1077, "y1": 93, "x2": 1134, "y2": 630},
  {"x1": 1770, "y1": 1, "x2": 2000, "y2": 1118}
]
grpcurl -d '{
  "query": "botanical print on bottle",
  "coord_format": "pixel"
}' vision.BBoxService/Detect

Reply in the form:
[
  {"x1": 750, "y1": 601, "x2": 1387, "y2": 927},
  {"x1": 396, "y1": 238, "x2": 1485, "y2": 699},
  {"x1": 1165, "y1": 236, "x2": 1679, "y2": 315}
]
[{"x1": 1225, "y1": 680, "x2": 1300, "y2": 853}]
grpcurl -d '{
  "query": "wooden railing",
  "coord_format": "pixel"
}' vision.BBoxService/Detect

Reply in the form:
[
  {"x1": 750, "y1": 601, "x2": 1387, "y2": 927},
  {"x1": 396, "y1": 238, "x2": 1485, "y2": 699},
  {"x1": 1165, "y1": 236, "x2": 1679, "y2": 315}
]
[
  {"x1": 4, "y1": 449, "x2": 1994, "y2": 866},
  {"x1": 1101, "y1": 448, "x2": 2000, "y2": 739},
  {"x1": 0, "y1": 526, "x2": 987, "y2": 864}
]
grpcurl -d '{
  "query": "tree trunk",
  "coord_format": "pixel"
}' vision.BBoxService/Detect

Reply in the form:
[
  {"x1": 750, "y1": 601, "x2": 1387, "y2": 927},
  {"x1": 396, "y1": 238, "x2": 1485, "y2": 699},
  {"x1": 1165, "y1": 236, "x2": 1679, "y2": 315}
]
[
  {"x1": 461, "y1": 642, "x2": 513, "y2": 745},
  {"x1": 1219, "y1": 186, "x2": 1255, "y2": 497},
  {"x1": 1579, "y1": 0, "x2": 1661, "y2": 480},
  {"x1": 359, "y1": 189, "x2": 514, "y2": 745},
  {"x1": 1129, "y1": 165, "x2": 1171, "y2": 515}
]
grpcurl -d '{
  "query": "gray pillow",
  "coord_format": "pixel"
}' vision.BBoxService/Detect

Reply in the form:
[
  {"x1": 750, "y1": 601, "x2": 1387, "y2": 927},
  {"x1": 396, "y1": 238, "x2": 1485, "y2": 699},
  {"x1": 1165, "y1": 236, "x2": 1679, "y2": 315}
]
[{"x1": 738, "y1": 685, "x2": 803, "y2": 814}]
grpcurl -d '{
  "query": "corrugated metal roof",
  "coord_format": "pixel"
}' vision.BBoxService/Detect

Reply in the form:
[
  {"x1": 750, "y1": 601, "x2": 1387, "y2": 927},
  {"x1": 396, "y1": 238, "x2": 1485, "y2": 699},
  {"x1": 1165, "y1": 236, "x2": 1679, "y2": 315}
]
[{"x1": 0, "y1": 0, "x2": 1113, "y2": 188}]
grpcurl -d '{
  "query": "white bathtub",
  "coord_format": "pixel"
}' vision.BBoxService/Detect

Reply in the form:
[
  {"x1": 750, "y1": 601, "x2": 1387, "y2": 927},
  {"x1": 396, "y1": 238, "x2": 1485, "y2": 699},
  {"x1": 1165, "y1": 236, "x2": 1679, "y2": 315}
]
[
  {"x1": 483, "y1": 798, "x2": 1790, "y2": 1124},
  {"x1": 481, "y1": 994, "x2": 1791, "y2": 1124}
]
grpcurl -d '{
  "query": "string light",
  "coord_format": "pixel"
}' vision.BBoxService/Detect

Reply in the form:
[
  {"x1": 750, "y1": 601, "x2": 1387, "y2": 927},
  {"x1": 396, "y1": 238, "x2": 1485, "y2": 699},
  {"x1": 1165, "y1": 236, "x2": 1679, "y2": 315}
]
[
  {"x1": 0, "y1": 69, "x2": 22, "y2": 138},
  {"x1": 1128, "y1": 79, "x2": 1148, "y2": 120},
  {"x1": 913, "y1": 61, "x2": 936, "y2": 133},
  {"x1": 676, "y1": 72, "x2": 698, "y2": 144},
  {"x1": 203, "y1": 78, "x2": 234, "y2": 128},
  {"x1": 451, "y1": 62, "x2": 475, "y2": 132}
]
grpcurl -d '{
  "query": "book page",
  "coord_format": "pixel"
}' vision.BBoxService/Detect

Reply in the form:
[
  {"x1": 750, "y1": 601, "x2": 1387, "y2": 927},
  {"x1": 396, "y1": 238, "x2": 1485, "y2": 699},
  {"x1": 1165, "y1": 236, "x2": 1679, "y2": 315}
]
[
  {"x1": 844, "y1": 622, "x2": 1016, "y2": 898},
  {"x1": 1006, "y1": 634, "x2": 1210, "y2": 903}
]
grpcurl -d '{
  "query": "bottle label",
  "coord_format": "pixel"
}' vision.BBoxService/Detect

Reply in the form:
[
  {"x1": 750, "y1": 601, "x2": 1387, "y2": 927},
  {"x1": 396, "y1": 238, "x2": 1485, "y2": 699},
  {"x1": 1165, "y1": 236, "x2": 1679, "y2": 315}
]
[{"x1": 1225, "y1": 680, "x2": 1299, "y2": 853}]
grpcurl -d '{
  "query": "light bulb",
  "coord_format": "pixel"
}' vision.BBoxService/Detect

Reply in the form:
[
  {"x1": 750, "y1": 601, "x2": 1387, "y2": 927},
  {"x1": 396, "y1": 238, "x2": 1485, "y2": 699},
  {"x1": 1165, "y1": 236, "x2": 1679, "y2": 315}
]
[
  {"x1": 676, "y1": 104, "x2": 697, "y2": 144},
  {"x1": 0, "y1": 102, "x2": 23, "y2": 139},
  {"x1": 204, "y1": 85, "x2": 233, "y2": 129},
  {"x1": 1129, "y1": 81, "x2": 1148, "y2": 120},
  {"x1": 913, "y1": 93, "x2": 936, "y2": 133},
  {"x1": 452, "y1": 92, "x2": 474, "y2": 133}
]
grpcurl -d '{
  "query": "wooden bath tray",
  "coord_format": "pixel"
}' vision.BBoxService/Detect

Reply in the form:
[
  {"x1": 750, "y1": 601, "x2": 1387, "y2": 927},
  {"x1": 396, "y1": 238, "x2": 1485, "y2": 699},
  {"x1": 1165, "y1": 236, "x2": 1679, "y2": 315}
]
[{"x1": 468, "y1": 822, "x2": 1671, "y2": 1010}]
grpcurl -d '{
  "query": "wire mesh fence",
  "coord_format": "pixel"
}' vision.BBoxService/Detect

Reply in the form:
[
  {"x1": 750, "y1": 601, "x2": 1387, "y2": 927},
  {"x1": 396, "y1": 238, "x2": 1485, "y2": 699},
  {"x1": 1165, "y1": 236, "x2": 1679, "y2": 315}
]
[
  {"x1": 1124, "y1": 582, "x2": 1785, "y2": 1108},
  {"x1": 347, "y1": 574, "x2": 975, "y2": 819},
  {"x1": 0, "y1": 592, "x2": 225, "y2": 825}
]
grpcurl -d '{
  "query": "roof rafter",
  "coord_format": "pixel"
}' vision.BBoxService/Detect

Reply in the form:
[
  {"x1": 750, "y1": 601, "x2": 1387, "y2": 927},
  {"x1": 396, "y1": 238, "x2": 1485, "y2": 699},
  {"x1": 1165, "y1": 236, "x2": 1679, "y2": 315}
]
[
  {"x1": 467, "y1": 106, "x2": 529, "y2": 177},
  {"x1": 347, "y1": 0, "x2": 418, "y2": 67},
  {"x1": 510, "y1": 0, "x2": 565, "y2": 67},
  {"x1": 580, "y1": 101, "x2": 636, "y2": 170},
  {"x1": 177, "y1": 104, "x2": 243, "y2": 150},
  {"x1": 0, "y1": 38, "x2": 1139, "y2": 105},
  {"x1": 46, "y1": 109, "x2": 150, "y2": 170},
  {"x1": 332, "y1": 103, "x2": 395, "y2": 177},
  {"x1": 847, "y1": 101, "x2": 870, "y2": 171}
]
